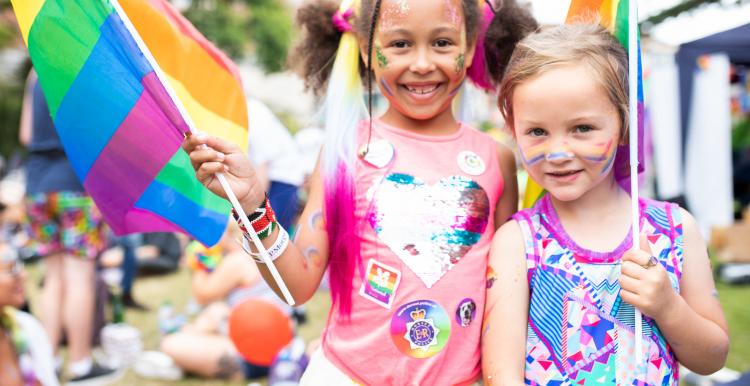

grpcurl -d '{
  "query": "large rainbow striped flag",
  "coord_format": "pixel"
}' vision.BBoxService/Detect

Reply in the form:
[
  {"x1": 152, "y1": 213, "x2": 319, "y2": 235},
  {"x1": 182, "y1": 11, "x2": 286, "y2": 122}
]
[
  {"x1": 12, "y1": 0, "x2": 249, "y2": 246},
  {"x1": 523, "y1": 0, "x2": 644, "y2": 208}
]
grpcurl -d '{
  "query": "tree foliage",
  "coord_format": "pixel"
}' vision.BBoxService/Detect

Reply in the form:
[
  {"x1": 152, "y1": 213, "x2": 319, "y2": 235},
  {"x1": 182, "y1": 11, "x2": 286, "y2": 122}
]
[
  {"x1": 183, "y1": 0, "x2": 293, "y2": 73},
  {"x1": 642, "y1": 0, "x2": 750, "y2": 30}
]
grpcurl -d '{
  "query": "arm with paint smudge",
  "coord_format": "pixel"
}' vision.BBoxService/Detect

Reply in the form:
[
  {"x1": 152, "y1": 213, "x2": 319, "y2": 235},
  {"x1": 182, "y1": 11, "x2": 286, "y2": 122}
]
[
  {"x1": 634, "y1": 208, "x2": 728, "y2": 374},
  {"x1": 251, "y1": 155, "x2": 330, "y2": 304},
  {"x1": 482, "y1": 220, "x2": 528, "y2": 386},
  {"x1": 493, "y1": 142, "x2": 519, "y2": 230},
  {"x1": 183, "y1": 134, "x2": 330, "y2": 304}
]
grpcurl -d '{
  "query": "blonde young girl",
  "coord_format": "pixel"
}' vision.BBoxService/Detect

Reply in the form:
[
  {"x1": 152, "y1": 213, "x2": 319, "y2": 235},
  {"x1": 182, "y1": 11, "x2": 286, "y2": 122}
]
[
  {"x1": 184, "y1": 0, "x2": 536, "y2": 384},
  {"x1": 482, "y1": 24, "x2": 729, "y2": 385}
]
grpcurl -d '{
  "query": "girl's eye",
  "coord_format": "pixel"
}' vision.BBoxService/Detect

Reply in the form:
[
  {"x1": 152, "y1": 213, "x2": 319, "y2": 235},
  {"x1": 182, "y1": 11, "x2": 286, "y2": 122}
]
[
  {"x1": 528, "y1": 128, "x2": 546, "y2": 137},
  {"x1": 392, "y1": 40, "x2": 409, "y2": 49},
  {"x1": 574, "y1": 125, "x2": 594, "y2": 133},
  {"x1": 434, "y1": 39, "x2": 453, "y2": 48}
]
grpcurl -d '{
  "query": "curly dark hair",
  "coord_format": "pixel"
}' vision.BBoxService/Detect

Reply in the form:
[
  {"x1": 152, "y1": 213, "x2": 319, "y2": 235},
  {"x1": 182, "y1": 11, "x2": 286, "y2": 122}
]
[
  {"x1": 483, "y1": 0, "x2": 539, "y2": 86},
  {"x1": 289, "y1": 0, "x2": 486, "y2": 97},
  {"x1": 287, "y1": 0, "x2": 342, "y2": 96},
  {"x1": 288, "y1": 0, "x2": 538, "y2": 105}
]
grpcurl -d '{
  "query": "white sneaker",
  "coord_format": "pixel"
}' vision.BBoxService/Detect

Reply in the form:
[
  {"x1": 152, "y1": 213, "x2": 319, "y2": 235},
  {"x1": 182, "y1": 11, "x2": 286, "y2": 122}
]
[{"x1": 133, "y1": 351, "x2": 183, "y2": 381}]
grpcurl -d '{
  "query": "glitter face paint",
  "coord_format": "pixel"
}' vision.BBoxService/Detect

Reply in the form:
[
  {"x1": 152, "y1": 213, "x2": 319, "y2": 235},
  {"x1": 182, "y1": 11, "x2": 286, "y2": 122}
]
[
  {"x1": 455, "y1": 53, "x2": 465, "y2": 74},
  {"x1": 376, "y1": 44, "x2": 389, "y2": 68},
  {"x1": 379, "y1": 0, "x2": 410, "y2": 31},
  {"x1": 443, "y1": 0, "x2": 461, "y2": 26},
  {"x1": 373, "y1": 0, "x2": 469, "y2": 124}
]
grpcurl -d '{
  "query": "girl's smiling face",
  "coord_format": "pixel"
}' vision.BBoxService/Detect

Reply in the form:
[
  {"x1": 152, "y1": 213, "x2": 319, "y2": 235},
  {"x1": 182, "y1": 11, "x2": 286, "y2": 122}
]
[
  {"x1": 512, "y1": 63, "x2": 622, "y2": 202},
  {"x1": 367, "y1": 0, "x2": 474, "y2": 131}
]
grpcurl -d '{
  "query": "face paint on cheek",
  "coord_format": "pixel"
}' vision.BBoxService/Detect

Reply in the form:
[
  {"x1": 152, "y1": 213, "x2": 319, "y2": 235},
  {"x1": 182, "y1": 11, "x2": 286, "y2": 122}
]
[
  {"x1": 518, "y1": 143, "x2": 548, "y2": 166},
  {"x1": 455, "y1": 53, "x2": 465, "y2": 74},
  {"x1": 598, "y1": 144, "x2": 617, "y2": 176},
  {"x1": 545, "y1": 150, "x2": 575, "y2": 162},
  {"x1": 579, "y1": 140, "x2": 614, "y2": 162},
  {"x1": 578, "y1": 140, "x2": 617, "y2": 175},
  {"x1": 448, "y1": 79, "x2": 464, "y2": 97},
  {"x1": 380, "y1": 78, "x2": 395, "y2": 97},
  {"x1": 376, "y1": 44, "x2": 388, "y2": 69}
]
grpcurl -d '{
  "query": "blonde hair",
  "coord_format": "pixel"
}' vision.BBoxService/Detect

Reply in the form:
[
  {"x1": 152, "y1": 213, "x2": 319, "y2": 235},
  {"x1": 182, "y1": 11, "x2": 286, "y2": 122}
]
[{"x1": 499, "y1": 23, "x2": 629, "y2": 140}]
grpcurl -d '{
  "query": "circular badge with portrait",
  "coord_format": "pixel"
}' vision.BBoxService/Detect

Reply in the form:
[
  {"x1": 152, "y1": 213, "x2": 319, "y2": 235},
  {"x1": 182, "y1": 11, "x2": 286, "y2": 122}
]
[{"x1": 455, "y1": 298, "x2": 477, "y2": 327}]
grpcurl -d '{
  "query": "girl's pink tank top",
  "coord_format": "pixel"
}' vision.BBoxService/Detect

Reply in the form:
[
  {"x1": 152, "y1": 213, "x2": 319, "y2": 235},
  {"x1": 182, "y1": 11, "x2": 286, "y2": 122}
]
[{"x1": 322, "y1": 119, "x2": 504, "y2": 385}]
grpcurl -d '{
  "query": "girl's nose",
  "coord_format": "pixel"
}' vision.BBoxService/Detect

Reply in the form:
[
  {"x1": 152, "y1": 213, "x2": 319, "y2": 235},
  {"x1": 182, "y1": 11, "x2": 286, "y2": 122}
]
[
  {"x1": 409, "y1": 47, "x2": 436, "y2": 74},
  {"x1": 545, "y1": 143, "x2": 575, "y2": 163}
]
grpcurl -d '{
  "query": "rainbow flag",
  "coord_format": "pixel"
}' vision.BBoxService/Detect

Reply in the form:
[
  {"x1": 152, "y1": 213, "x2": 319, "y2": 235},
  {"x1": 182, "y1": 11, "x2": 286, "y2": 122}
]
[
  {"x1": 523, "y1": 0, "x2": 644, "y2": 207},
  {"x1": 12, "y1": 0, "x2": 249, "y2": 246}
]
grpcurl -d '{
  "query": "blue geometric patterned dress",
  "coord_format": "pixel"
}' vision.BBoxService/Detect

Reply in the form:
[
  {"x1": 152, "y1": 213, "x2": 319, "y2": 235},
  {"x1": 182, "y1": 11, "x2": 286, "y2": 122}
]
[{"x1": 512, "y1": 194, "x2": 683, "y2": 385}]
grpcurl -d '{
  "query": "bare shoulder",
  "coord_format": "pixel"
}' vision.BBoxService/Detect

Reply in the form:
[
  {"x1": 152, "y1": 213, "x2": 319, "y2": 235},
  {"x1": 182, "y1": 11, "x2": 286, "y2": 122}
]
[
  {"x1": 491, "y1": 219, "x2": 525, "y2": 262},
  {"x1": 678, "y1": 207, "x2": 700, "y2": 235},
  {"x1": 677, "y1": 207, "x2": 708, "y2": 251}
]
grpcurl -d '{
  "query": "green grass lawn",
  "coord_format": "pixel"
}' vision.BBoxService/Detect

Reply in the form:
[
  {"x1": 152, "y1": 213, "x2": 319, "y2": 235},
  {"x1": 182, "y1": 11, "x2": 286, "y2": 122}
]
[
  {"x1": 25, "y1": 262, "x2": 750, "y2": 385},
  {"x1": 717, "y1": 281, "x2": 750, "y2": 371},
  {"x1": 25, "y1": 264, "x2": 331, "y2": 385}
]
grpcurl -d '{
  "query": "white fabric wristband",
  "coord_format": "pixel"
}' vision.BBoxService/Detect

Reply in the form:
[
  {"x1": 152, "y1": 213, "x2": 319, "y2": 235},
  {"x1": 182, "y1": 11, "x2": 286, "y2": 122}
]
[{"x1": 239, "y1": 225, "x2": 290, "y2": 264}]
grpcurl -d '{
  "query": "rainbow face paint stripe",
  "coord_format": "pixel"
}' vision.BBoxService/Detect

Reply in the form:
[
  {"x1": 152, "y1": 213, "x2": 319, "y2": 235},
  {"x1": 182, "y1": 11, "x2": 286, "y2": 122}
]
[
  {"x1": 519, "y1": 143, "x2": 548, "y2": 165},
  {"x1": 545, "y1": 151, "x2": 575, "y2": 162},
  {"x1": 578, "y1": 140, "x2": 617, "y2": 175},
  {"x1": 448, "y1": 79, "x2": 464, "y2": 97},
  {"x1": 380, "y1": 78, "x2": 395, "y2": 97},
  {"x1": 579, "y1": 140, "x2": 614, "y2": 162}
]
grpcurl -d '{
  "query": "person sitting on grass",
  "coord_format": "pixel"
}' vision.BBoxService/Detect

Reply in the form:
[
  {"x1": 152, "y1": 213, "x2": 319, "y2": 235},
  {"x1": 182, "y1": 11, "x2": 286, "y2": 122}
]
[{"x1": 152, "y1": 225, "x2": 291, "y2": 381}]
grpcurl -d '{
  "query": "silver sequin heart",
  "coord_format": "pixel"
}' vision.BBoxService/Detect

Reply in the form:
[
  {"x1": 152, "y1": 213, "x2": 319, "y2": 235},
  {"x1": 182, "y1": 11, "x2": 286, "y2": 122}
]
[{"x1": 368, "y1": 173, "x2": 490, "y2": 288}]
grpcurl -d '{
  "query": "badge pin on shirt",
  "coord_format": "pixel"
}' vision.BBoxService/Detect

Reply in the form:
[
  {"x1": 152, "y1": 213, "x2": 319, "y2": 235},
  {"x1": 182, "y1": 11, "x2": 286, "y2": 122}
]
[
  {"x1": 457, "y1": 150, "x2": 485, "y2": 176},
  {"x1": 359, "y1": 139, "x2": 395, "y2": 169}
]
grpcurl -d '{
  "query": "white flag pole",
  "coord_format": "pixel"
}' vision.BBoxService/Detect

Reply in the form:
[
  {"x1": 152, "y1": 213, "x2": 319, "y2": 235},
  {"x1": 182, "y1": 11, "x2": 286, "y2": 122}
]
[
  {"x1": 109, "y1": 0, "x2": 295, "y2": 306},
  {"x1": 627, "y1": 0, "x2": 642, "y2": 364}
]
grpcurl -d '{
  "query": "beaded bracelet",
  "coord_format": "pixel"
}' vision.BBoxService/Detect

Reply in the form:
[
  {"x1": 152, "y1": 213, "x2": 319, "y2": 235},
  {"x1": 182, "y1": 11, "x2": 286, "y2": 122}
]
[{"x1": 232, "y1": 195, "x2": 278, "y2": 240}]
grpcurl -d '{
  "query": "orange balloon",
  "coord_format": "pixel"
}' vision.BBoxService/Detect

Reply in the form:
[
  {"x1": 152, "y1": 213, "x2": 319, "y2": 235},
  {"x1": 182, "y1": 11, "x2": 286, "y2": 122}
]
[{"x1": 228, "y1": 298, "x2": 294, "y2": 366}]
